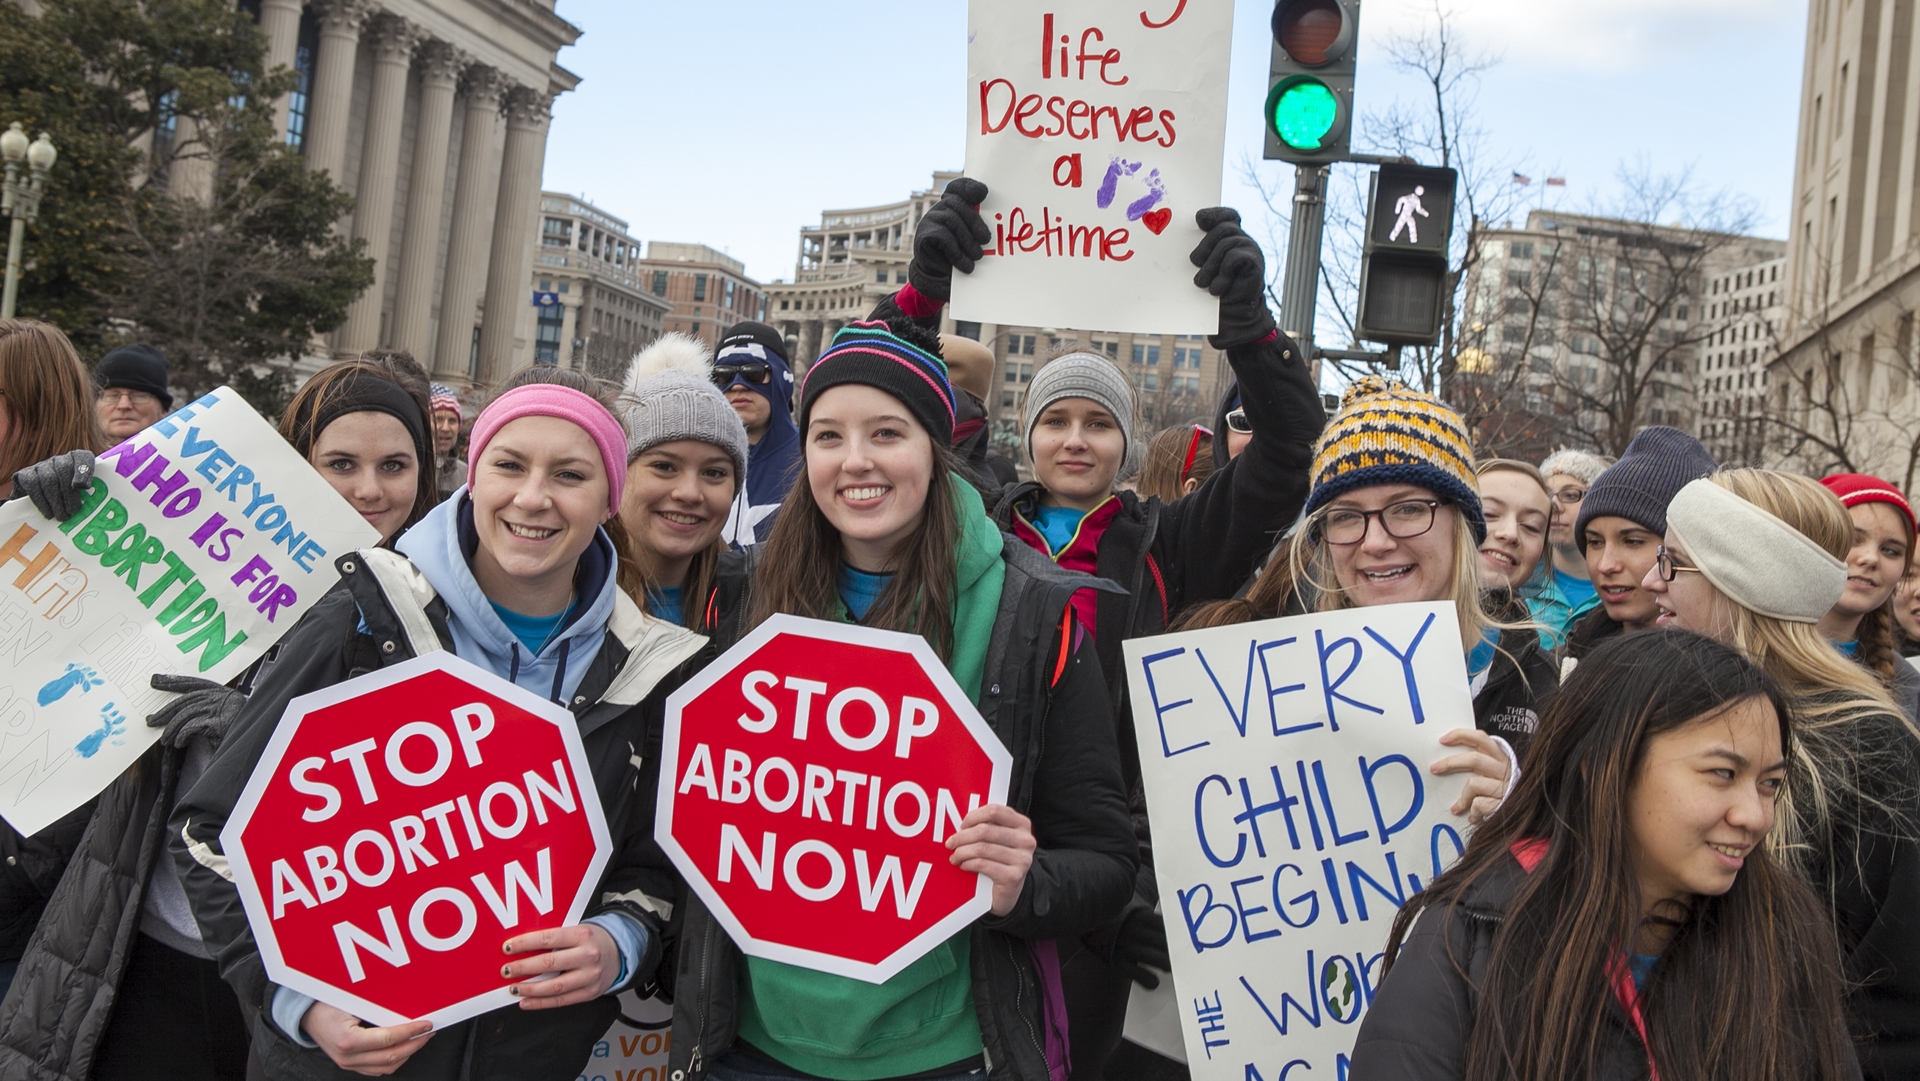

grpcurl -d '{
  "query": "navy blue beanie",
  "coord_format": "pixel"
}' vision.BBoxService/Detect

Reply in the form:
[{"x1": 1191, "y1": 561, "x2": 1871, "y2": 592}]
[{"x1": 1574, "y1": 426, "x2": 1718, "y2": 540}]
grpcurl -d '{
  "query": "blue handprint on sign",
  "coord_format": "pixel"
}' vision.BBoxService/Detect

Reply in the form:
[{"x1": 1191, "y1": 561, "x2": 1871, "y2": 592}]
[
  {"x1": 37, "y1": 663, "x2": 104, "y2": 707},
  {"x1": 75, "y1": 702, "x2": 128, "y2": 758}
]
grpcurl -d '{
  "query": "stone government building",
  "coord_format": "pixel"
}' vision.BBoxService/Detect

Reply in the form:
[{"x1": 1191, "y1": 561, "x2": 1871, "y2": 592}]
[{"x1": 253, "y1": 0, "x2": 579, "y2": 386}]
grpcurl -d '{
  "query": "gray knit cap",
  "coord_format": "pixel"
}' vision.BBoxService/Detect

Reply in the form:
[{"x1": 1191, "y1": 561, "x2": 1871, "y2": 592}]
[
  {"x1": 1022, "y1": 352, "x2": 1144, "y2": 479},
  {"x1": 620, "y1": 333, "x2": 750, "y2": 484}
]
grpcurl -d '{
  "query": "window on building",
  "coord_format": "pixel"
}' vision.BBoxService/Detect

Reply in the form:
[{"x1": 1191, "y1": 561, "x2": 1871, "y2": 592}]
[
  {"x1": 725, "y1": 280, "x2": 736, "y2": 308},
  {"x1": 1022, "y1": 335, "x2": 1036, "y2": 355},
  {"x1": 652, "y1": 271, "x2": 667, "y2": 297},
  {"x1": 694, "y1": 275, "x2": 708, "y2": 302},
  {"x1": 781, "y1": 299, "x2": 790, "y2": 310},
  {"x1": 954, "y1": 321, "x2": 981, "y2": 340},
  {"x1": 286, "y1": 12, "x2": 319, "y2": 151},
  {"x1": 1509, "y1": 241, "x2": 1534, "y2": 259},
  {"x1": 876, "y1": 269, "x2": 889, "y2": 283},
  {"x1": 1144, "y1": 373, "x2": 1158, "y2": 392},
  {"x1": 896, "y1": 271, "x2": 908, "y2": 284}
]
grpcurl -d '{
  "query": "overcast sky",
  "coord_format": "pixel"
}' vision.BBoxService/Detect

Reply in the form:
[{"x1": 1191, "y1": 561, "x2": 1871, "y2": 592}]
[{"x1": 541, "y1": 0, "x2": 1806, "y2": 287}]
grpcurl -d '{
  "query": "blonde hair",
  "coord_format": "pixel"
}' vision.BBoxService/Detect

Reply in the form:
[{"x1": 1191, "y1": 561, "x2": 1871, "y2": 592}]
[
  {"x1": 1182, "y1": 502, "x2": 1527, "y2": 657},
  {"x1": 1706, "y1": 468, "x2": 1916, "y2": 877}
]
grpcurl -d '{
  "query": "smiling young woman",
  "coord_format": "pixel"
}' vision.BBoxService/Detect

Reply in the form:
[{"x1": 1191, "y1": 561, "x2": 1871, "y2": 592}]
[
  {"x1": 1817, "y1": 473, "x2": 1920, "y2": 721},
  {"x1": 170, "y1": 371, "x2": 708, "y2": 1081},
  {"x1": 617, "y1": 334, "x2": 750, "y2": 628},
  {"x1": 675, "y1": 318, "x2": 1135, "y2": 1081},
  {"x1": 278, "y1": 362, "x2": 439, "y2": 546},
  {"x1": 1642, "y1": 470, "x2": 1920, "y2": 1077},
  {"x1": 1352, "y1": 630, "x2": 1858, "y2": 1081}
]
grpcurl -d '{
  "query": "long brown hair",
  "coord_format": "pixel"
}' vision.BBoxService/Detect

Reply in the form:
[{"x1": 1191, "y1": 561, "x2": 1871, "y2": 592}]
[
  {"x1": 279, "y1": 361, "x2": 438, "y2": 542},
  {"x1": 749, "y1": 431, "x2": 964, "y2": 662},
  {"x1": 1134, "y1": 423, "x2": 1215, "y2": 503},
  {"x1": 1382, "y1": 630, "x2": 1855, "y2": 1080},
  {"x1": 0, "y1": 319, "x2": 107, "y2": 477}
]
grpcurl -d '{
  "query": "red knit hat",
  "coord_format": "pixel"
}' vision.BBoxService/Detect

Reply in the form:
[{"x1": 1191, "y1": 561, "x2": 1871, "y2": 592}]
[{"x1": 1820, "y1": 472, "x2": 1917, "y2": 538}]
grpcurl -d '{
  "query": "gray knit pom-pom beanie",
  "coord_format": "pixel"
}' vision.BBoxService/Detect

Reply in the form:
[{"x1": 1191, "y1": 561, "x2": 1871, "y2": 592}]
[
  {"x1": 620, "y1": 333, "x2": 750, "y2": 485},
  {"x1": 1022, "y1": 352, "x2": 1144, "y2": 480}
]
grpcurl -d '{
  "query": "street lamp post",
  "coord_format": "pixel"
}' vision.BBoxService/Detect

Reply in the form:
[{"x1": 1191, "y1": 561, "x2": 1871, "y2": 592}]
[{"x1": 0, "y1": 123, "x2": 56, "y2": 320}]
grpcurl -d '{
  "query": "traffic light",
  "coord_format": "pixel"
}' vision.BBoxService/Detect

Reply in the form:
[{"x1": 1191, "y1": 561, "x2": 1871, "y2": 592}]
[
  {"x1": 1356, "y1": 163, "x2": 1457, "y2": 345},
  {"x1": 1263, "y1": 0, "x2": 1360, "y2": 165}
]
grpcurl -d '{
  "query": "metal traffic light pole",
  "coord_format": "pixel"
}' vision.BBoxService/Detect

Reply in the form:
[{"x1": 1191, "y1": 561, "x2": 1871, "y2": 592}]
[{"x1": 1278, "y1": 164, "x2": 1329, "y2": 359}]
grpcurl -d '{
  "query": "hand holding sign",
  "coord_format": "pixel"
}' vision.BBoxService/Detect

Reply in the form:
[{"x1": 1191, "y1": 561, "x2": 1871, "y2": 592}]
[{"x1": 909, "y1": 179, "x2": 992, "y2": 302}]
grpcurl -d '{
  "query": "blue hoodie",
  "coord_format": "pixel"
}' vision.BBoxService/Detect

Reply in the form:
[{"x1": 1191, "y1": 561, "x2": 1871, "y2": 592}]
[
  {"x1": 718, "y1": 344, "x2": 799, "y2": 548},
  {"x1": 395, "y1": 489, "x2": 617, "y2": 705}
]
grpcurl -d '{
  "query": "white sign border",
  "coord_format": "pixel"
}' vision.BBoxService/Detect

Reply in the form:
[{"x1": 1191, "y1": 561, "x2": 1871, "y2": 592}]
[
  {"x1": 658, "y1": 613, "x2": 1015, "y2": 984},
  {"x1": 220, "y1": 648, "x2": 615, "y2": 1030}
]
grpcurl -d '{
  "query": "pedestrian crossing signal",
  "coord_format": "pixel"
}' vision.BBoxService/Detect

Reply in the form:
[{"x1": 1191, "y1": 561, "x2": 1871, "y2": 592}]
[
  {"x1": 1357, "y1": 164, "x2": 1458, "y2": 345},
  {"x1": 1264, "y1": 0, "x2": 1360, "y2": 164}
]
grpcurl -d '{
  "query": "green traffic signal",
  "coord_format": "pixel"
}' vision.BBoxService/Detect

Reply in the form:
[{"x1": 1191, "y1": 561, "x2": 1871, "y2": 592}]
[{"x1": 1267, "y1": 77, "x2": 1338, "y2": 151}]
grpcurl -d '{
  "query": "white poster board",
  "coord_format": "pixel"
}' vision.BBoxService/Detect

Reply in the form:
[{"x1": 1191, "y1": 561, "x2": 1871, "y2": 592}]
[
  {"x1": 0, "y1": 387, "x2": 378, "y2": 835},
  {"x1": 1122, "y1": 602, "x2": 1476, "y2": 1078},
  {"x1": 954, "y1": 0, "x2": 1234, "y2": 334}
]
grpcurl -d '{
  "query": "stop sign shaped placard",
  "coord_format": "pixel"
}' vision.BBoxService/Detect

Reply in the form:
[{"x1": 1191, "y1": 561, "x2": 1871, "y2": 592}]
[
  {"x1": 222, "y1": 652, "x2": 612, "y2": 1028},
  {"x1": 659, "y1": 615, "x2": 1012, "y2": 983}
]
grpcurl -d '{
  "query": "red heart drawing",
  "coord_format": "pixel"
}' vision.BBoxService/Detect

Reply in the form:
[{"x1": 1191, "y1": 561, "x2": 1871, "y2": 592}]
[{"x1": 1142, "y1": 208, "x2": 1173, "y2": 235}]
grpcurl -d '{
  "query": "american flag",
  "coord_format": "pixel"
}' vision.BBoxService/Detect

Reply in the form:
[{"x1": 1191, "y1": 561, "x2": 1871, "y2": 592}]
[
  {"x1": 1546, "y1": 177, "x2": 1567, "y2": 187},
  {"x1": 1512, "y1": 172, "x2": 1532, "y2": 186}
]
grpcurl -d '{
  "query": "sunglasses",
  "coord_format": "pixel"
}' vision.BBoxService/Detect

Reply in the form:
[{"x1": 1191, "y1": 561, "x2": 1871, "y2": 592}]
[
  {"x1": 1224, "y1": 408, "x2": 1251, "y2": 434},
  {"x1": 1180, "y1": 425, "x2": 1213, "y2": 484},
  {"x1": 712, "y1": 362, "x2": 771, "y2": 388}
]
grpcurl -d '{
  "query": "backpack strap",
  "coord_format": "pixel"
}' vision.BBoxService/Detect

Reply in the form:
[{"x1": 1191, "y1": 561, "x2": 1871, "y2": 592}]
[{"x1": 353, "y1": 547, "x2": 445, "y2": 657}]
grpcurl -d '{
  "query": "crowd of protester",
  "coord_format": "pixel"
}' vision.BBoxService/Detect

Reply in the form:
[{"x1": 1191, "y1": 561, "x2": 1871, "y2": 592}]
[{"x1": 0, "y1": 175, "x2": 1910, "y2": 1081}]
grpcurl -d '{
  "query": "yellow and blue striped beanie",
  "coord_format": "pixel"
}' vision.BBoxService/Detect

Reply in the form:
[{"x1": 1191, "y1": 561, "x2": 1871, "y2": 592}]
[{"x1": 1304, "y1": 376, "x2": 1484, "y2": 541}]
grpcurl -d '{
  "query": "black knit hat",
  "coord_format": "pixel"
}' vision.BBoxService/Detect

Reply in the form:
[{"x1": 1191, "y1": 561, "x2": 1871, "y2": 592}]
[
  {"x1": 719, "y1": 320, "x2": 791, "y2": 364},
  {"x1": 95, "y1": 343, "x2": 172, "y2": 409},
  {"x1": 1574, "y1": 426, "x2": 1718, "y2": 540},
  {"x1": 799, "y1": 320, "x2": 956, "y2": 444}
]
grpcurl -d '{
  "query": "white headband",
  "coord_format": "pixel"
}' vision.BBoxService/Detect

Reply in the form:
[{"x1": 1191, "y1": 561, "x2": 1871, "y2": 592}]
[{"x1": 1666, "y1": 479, "x2": 1847, "y2": 624}]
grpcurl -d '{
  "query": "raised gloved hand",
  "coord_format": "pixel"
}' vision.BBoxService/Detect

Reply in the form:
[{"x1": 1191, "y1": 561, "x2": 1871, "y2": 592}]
[
  {"x1": 1105, "y1": 902, "x2": 1171, "y2": 990},
  {"x1": 1191, "y1": 208, "x2": 1277, "y2": 349},
  {"x1": 12, "y1": 449, "x2": 96, "y2": 522},
  {"x1": 148, "y1": 674, "x2": 247, "y2": 750},
  {"x1": 908, "y1": 178, "x2": 992, "y2": 303}
]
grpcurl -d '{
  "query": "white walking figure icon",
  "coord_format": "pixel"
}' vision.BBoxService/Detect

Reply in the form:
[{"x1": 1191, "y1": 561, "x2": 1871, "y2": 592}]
[{"x1": 1389, "y1": 185, "x2": 1429, "y2": 243}]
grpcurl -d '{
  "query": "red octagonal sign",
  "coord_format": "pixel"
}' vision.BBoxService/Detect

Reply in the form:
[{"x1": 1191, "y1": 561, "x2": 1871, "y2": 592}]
[
  {"x1": 659, "y1": 615, "x2": 1012, "y2": 983},
  {"x1": 222, "y1": 652, "x2": 612, "y2": 1027}
]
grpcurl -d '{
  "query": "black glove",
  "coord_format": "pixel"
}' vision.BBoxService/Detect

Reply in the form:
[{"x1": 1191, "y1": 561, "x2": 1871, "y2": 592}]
[
  {"x1": 147, "y1": 673, "x2": 246, "y2": 750},
  {"x1": 1106, "y1": 903, "x2": 1171, "y2": 990},
  {"x1": 908, "y1": 178, "x2": 992, "y2": 303},
  {"x1": 12, "y1": 449, "x2": 96, "y2": 522},
  {"x1": 1191, "y1": 208, "x2": 1277, "y2": 349}
]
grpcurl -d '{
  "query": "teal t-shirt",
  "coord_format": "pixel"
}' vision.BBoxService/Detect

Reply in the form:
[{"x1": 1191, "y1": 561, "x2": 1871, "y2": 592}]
[
  {"x1": 1467, "y1": 626, "x2": 1501, "y2": 680},
  {"x1": 645, "y1": 585, "x2": 683, "y2": 625},
  {"x1": 487, "y1": 600, "x2": 570, "y2": 654},
  {"x1": 1555, "y1": 567, "x2": 1597, "y2": 611},
  {"x1": 1030, "y1": 504, "x2": 1088, "y2": 556},
  {"x1": 837, "y1": 565, "x2": 894, "y2": 620},
  {"x1": 1836, "y1": 639, "x2": 1860, "y2": 658}
]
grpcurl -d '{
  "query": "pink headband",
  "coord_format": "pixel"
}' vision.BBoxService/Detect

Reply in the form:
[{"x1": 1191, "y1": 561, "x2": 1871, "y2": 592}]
[{"x1": 466, "y1": 384, "x2": 628, "y2": 514}]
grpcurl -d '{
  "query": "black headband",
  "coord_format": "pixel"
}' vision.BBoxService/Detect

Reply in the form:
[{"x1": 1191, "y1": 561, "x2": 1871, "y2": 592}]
[{"x1": 294, "y1": 374, "x2": 431, "y2": 467}]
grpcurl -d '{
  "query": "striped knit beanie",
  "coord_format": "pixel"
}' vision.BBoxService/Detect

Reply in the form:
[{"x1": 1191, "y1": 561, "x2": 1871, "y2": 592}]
[
  {"x1": 429, "y1": 382, "x2": 462, "y2": 421},
  {"x1": 800, "y1": 320, "x2": 957, "y2": 444},
  {"x1": 1304, "y1": 376, "x2": 1484, "y2": 541}
]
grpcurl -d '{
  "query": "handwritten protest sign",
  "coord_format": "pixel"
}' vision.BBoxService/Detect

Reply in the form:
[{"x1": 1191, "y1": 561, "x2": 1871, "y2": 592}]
[
  {"x1": 1123, "y1": 602, "x2": 1475, "y2": 1078},
  {"x1": 953, "y1": 0, "x2": 1234, "y2": 334},
  {"x1": 0, "y1": 387, "x2": 378, "y2": 836}
]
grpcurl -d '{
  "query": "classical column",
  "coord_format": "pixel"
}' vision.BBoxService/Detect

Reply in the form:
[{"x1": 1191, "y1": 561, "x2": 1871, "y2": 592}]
[
  {"x1": 304, "y1": 0, "x2": 375, "y2": 180},
  {"x1": 258, "y1": 0, "x2": 306, "y2": 140},
  {"x1": 430, "y1": 66, "x2": 507, "y2": 382},
  {"x1": 557, "y1": 287, "x2": 581, "y2": 368},
  {"x1": 476, "y1": 86, "x2": 553, "y2": 383},
  {"x1": 388, "y1": 39, "x2": 466, "y2": 359},
  {"x1": 337, "y1": 14, "x2": 423, "y2": 355}
]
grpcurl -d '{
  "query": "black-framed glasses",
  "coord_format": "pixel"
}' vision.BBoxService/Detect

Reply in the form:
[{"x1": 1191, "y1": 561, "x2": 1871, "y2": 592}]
[
  {"x1": 1655, "y1": 545, "x2": 1702, "y2": 582},
  {"x1": 1550, "y1": 487, "x2": 1587, "y2": 505},
  {"x1": 712, "y1": 362, "x2": 771, "y2": 388},
  {"x1": 1320, "y1": 500, "x2": 1444, "y2": 545},
  {"x1": 1225, "y1": 407, "x2": 1251, "y2": 434}
]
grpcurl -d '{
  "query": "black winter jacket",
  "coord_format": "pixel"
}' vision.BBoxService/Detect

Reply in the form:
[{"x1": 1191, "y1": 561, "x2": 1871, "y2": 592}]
[
  {"x1": 1348, "y1": 853, "x2": 1655, "y2": 1081},
  {"x1": 659, "y1": 540, "x2": 1138, "y2": 1081},
  {"x1": 169, "y1": 549, "x2": 706, "y2": 1081},
  {"x1": 1799, "y1": 698, "x2": 1920, "y2": 1080},
  {"x1": 0, "y1": 802, "x2": 93, "y2": 967},
  {"x1": 0, "y1": 746, "x2": 172, "y2": 1081},
  {"x1": 1471, "y1": 597, "x2": 1559, "y2": 759}
]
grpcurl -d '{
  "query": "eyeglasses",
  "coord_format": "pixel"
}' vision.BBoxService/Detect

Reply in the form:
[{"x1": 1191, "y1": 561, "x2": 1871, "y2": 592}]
[
  {"x1": 1224, "y1": 408, "x2": 1251, "y2": 434},
  {"x1": 712, "y1": 362, "x2": 771, "y2": 388},
  {"x1": 1655, "y1": 545, "x2": 1703, "y2": 582},
  {"x1": 97, "y1": 387, "x2": 158, "y2": 408},
  {"x1": 1551, "y1": 487, "x2": 1587, "y2": 505},
  {"x1": 1319, "y1": 499, "x2": 1444, "y2": 545}
]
